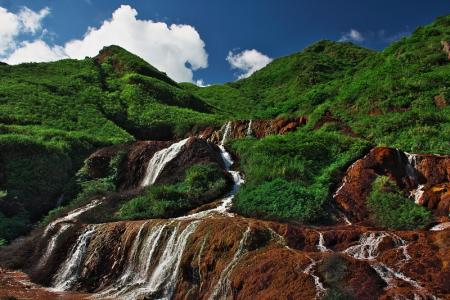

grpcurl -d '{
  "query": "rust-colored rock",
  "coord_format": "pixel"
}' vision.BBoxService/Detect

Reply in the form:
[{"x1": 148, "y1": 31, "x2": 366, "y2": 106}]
[
  {"x1": 313, "y1": 110, "x2": 358, "y2": 137},
  {"x1": 334, "y1": 147, "x2": 450, "y2": 222},
  {"x1": 197, "y1": 117, "x2": 307, "y2": 143},
  {"x1": 85, "y1": 137, "x2": 225, "y2": 190}
]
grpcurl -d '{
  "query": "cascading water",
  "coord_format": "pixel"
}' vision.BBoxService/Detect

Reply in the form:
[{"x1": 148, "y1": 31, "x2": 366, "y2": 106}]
[
  {"x1": 303, "y1": 257, "x2": 326, "y2": 299},
  {"x1": 38, "y1": 223, "x2": 72, "y2": 269},
  {"x1": 44, "y1": 199, "x2": 101, "y2": 236},
  {"x1": 344, "y1": 232, "x2": 389, "y2": 260},
  {"x1": 209, "y1": 226, "x2": 251, "y2": 300},
  {"x1": 140, "y1": 138, "x2": 190, "y2": 187},
  {"x1": 53, "y1": 225, "x2": 97, "y2": 290},
  {"x1": 410, "y1": 184, "x2": 426, "y2": 204},
  {"x1": 316, "y1": 232, "x2": 329, "y2": 252},
  {"x1": 96, "y1": 221, "x2": 200, "y2": 300},
  {"x1": 246, "y1": 120, "x2": 253, "y2": 137}
]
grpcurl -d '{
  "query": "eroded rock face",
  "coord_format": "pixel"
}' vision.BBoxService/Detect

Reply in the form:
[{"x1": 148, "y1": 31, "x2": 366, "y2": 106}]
[
  {"x1": 85, "y1": 137, "x2": 224, "y2": 190},
  {"x1": 9, "y1": 216, "x2": 448, "y2": 300},
  {"x1": 333, "y1": 147, "x2": 450, "y2": 222},
  {"x1": 197, "y1": 117, "x2": 307, "y2": 143}
]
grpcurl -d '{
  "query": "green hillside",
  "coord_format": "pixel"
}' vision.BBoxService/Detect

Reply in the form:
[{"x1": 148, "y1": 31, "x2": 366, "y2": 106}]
[{"x1": 0, "y1": 14, "x2": 449, "y2": 242}]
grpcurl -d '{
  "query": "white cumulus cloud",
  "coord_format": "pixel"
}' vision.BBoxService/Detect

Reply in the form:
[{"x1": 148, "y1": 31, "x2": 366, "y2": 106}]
[
  {"x1": 226, "y1": 49, "x2": 272, "y2": 79},
  {"x1": 2, "y1": 5, "x2": 208, "y2": 83},
  {"x1": 5, "y1": 40, "x2": 67, "y2": 65},
  {"x1": 0, "y1": 6, "x2": 49, "y2": 55},
  {"x1": 339, "y1": 29, "x2": 365, "y2": 43}
]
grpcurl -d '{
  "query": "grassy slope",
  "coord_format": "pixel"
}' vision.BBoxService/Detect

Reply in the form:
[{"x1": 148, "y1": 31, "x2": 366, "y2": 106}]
[
  {"x1": 0, "y1": 46, "x2": 220, "y2": 239},
  {"x1": 0, "y1": 15, "x2": 449, "y2": 239}
]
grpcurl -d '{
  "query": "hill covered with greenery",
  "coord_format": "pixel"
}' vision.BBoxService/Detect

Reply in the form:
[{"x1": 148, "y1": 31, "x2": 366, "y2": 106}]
[{"x1": 0, "y1": 14, "x2": 449, "y2": 242}]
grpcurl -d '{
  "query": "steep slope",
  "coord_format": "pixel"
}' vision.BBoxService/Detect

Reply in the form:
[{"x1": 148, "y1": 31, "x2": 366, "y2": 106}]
[
  {"x1": 193, "y1": 40, "x2": 374, "y2": 118},
  {"x1": 0, "y1": 46, "x2": 219, "y2": 241}
]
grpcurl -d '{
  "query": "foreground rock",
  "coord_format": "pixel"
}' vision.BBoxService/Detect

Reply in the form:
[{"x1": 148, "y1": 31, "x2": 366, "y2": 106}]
[{"x1": 1, "y1": 212, "x2": 448, "y2": 300}]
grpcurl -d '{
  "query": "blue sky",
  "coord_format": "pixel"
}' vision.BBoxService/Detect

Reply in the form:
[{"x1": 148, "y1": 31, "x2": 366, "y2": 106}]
[{"x1": 0, "y1": 0, "x2": 449, "y2": 83}]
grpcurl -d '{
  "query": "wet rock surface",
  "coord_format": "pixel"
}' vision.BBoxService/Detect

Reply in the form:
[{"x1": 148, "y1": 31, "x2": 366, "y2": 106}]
[{"x1": 334, "y1": 147, "x2": 450, "y2": 222}]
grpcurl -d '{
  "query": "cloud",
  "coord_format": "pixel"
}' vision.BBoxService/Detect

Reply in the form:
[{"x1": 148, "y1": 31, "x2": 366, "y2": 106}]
[
  {"x1": 5, "y1": 40, "x2": 67, "y2": 65},
  {"x1": 0, "y1": 6, "x2": 49, "y2": 55},
  {"x1": 2, "y1": 5, "x2": 208, "y2": 83},
  {"x1": 226, "y1": 49, "x2": 272, "y2": 79},
  {"x1": 17, "y1": 7, "x2": 50, "y2": 34},
  {"x1": 339, "y1": 29, "x2": 365, "y2": 43}
]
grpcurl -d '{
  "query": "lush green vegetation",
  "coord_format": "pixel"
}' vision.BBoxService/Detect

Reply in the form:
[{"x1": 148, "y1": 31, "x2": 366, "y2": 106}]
[
  {"x1": 230, "y1": 129, "x2": 370, "y2": 223},
  {"x1": 118, "y1": 163, "x2": 228, "y2": 219},
  {"x1": 0, "y1": 15, "x2": 449, "y2": 240},
  {"x1": 368, "y1": 176, "x2": 433, "y2": 229}
]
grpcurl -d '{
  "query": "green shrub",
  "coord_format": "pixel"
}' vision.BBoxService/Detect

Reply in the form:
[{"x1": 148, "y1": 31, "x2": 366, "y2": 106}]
[
  {"x1": 230, "y1": 130, "x2": 370, "y2": 223},
  {"x1": 118, "y1": 163, "x2": 228, "y2": 220},
  {"x1": 234, "y1": 179, "x2": 324, "y2": 222},
  {"x1": 368, "y1": 176, "x2": 433, "y2": 229}
]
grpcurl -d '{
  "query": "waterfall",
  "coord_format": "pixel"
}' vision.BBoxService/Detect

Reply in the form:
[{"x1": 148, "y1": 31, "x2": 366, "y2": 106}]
[
  {"x1": 209, "y1": 226, "x2": 251, "y2": 300},
  {"x1": 53, "y1": 225, "x2": 96, "y2": 290},
  {"x1": 371, "y1": 263, "x2": 421, "y2": 289},
  {"x1": 303, "y1": 257, "x2": 326, "y2": 299},
  {"x1": 220, "y1": 121, "x2": 232, "y2": 145},
  {"x1": 402, "y1": 151, "x2": 419, "y2": 183},
  {"x1": 246, "y1": 120, "x2": 253, "y2": 137},
  {"x1": 343, "y1": 232, "x2": 389, "y2": 260},
  {"x1": 410, "y1": 184, "x2": 426, "y2": 204},
  {"x1": 178, "y1": 133, "x2": 244, "y2": 220},
  {"x1": 430, "y1": 222, "x2": 450, "y2": 231},
  {"x1": 44, "y1": 199, "x2": 101, "y2": 236},
  {"x1": 140, "y1": 138, "x2": 190, "y2": 187},
  {"x1": 38, "y1": 223, "x2": 72, "y2": 269},
  {"x1": 316, "y1": 232, "x2": 330, "y2": 252}
]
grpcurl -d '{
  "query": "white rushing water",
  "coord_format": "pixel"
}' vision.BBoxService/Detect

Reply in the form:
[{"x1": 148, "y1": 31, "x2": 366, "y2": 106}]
[
  {"x1": 410, "y1": 184, "x2": 426, "y2": 204},
  {"x1": 430, "y1": 222, "x2": 450, "y2": 231},
  {"x1": 344, "y1": 232, "x2": 389, "y2": 260},
  {"x1": 246, "y1": 120, "x2": 253, "y2": 137},
  {"x1": 316, "y1": 232, "x2": 330, "y2": 252},
  {"x1": 38, "y1": 223, "x2": 72, "y2": 269},
  {"x1": 44, "y1": 199, "x2": 101, "y2": 236},
  {"x1": 53, "y1": 225, "x2": 97, "y2": 290},
  {"x1": 221, "y1": 121, "x2": 232, "y2": 145},
  {"x1": 371, "y1": 263, "x2": 421, "y2": 289},
  {"x1": 303, "y1": 257, "x2": 326, "y2": 299},
  {"x1": 97, "y1": 221, "x2": 200, "y2": 300},
  {"x1": 140, "y1": 138, "x2": 190, "y2": 187},
  {"x1": 209, "y1": 226, "x2": 251, "y2": 300}
]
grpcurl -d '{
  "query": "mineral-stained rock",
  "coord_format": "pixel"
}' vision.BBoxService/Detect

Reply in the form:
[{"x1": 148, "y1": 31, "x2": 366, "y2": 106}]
[
  {"x1": 333, "y1": 147, "x2": 450, "y2": 222},
  {"x1": 197, "y1": 117, "x2": 307, "y2": 143}
]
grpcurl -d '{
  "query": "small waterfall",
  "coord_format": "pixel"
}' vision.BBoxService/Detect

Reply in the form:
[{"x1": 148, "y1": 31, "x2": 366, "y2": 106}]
[
  {"x1": 38, "y1": 223, "x2": 72, "y2": 269},
  {"x1": 303, "y1": 257, "x2": 326, "y2": 299},
  {"x1": 410, "y1": 184, "x2": 426, "y2": 204},
  {"x1": 430, "y1": 222, "x2": 450, "y2": 231},
  {"x1": 140, "y1": 138, "x2": 190, "y2": 187},
  {"x1": 178, "y1": 133, "x2": 244, "y2": 220},
  {"x1": 246, "y1": 120, "x2": 253, "y2": 137},
  {"x1": 343, "y1": 232, "x2": 389, "y2": 260},
  {"x1": 113, "y1": 221, "x2": 200, "y2": 300},
  {"x1": 316, "y1": 232, "x2": 330, "y2": 252},
  {"x1": 371, "y1": 263, "x2": 421, "y2": 289},
  {"x1": 53, "y1": 225, "x2": 96, "y2": 290},
  {"x1": 44, "y1": 199, "x2": 101, "y2": 236},
  {"x1": 220, "y1": 121, "x2": 232, "y2": 145},
  {"x1": 209, "y1": 226, "x2": 251, "y2": 300},
  {"x1": 402, "y1": 151, "x2": 419, "y2": 183}
]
